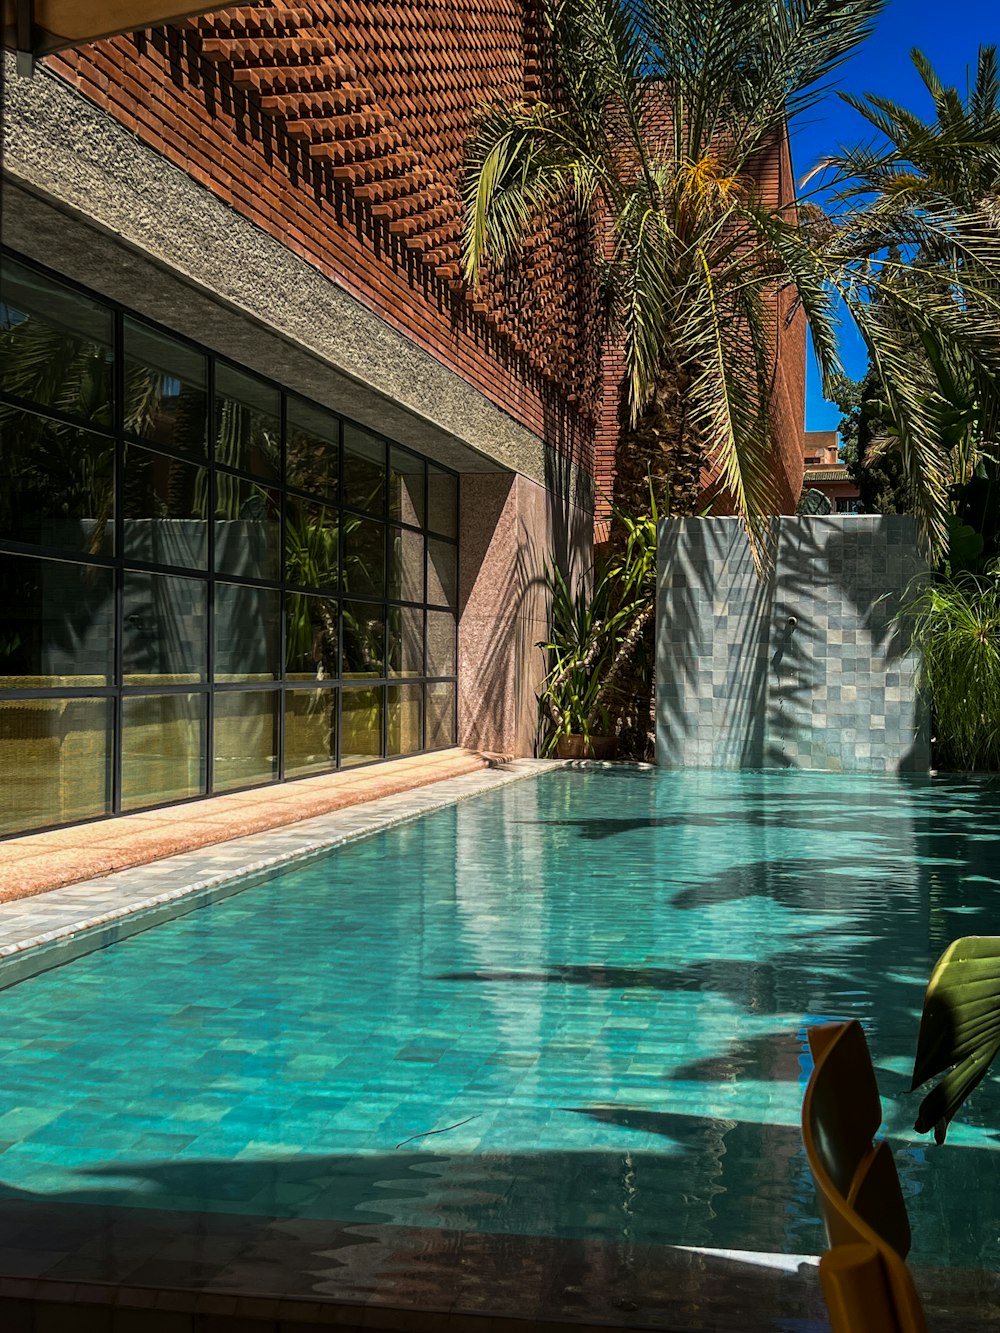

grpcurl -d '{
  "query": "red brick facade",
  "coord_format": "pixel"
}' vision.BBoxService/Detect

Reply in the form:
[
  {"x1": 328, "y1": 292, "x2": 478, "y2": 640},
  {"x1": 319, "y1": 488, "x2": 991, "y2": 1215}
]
[
  {"x1": 47, "y1": 3, "x2": 803, "y2": 514},
  {"x1": 50, "y1": 0, "x2": 600, "y2": 475}
]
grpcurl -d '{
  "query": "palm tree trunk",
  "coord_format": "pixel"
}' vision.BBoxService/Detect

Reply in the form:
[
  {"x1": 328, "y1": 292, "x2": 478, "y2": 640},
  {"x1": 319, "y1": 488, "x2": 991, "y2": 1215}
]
[
  {"x1": 605, "y1": 368, "x2": 703, "y2": 760},
  {"x1": 608, "y1": 369, "x2": 703, "y2": 552}
]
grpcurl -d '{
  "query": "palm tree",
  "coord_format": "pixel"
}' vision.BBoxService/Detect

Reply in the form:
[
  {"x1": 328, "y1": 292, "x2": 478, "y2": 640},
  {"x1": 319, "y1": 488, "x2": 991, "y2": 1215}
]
[
  {"x1": 462, "y1": 0, "x2": 885, "y2": 559},
  {"x1": 810, "y1": 47, "x2": 1000, "y2": 558}
]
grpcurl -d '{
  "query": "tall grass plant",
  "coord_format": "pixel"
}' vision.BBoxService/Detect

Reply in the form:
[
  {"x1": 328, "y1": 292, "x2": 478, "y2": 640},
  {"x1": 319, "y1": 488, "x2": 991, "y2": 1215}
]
[{"x1": 907, "y1": 561, "x2": 1000, "y2": 770}]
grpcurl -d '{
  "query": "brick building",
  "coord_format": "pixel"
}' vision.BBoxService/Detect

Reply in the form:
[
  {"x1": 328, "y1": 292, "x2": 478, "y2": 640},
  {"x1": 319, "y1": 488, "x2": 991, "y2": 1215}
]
[
  {"x1": 802, "y1": 429, "x2": 861, "y2": 512},
  {"x1": 1, "y1": 1, "x2": 804, "y2": 835}
]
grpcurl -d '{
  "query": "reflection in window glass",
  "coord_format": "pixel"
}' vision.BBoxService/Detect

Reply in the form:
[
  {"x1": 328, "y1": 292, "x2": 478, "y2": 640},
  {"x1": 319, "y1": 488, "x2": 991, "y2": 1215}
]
[
  {"x1": 0, "y1": 406, "x2": 114, "y2": 556},
  {"x1": 343, "y1": 601, "x2": 384, "y2": 676},
  {"x1": 0, "y1": 696, "x2": 112, "y2": 834},
  {"x1": 343, "y1": 424, "x2": 384, "y2": 513},
  {"x1": 286, "y1": 592, "x2": 338, "y2": 680},
  {"x1": 427, "y1": 537, "x2": 457, "y2": 608},
  {"x1": 285, "y1": 687, "x2": 337, "y2": 776},
  {"x1": 343, "y1": 515, "x2": 384, "y2": 599},
  {"x1": 287, "y1": 397, "x2": 339, "y2": 500},
  {"x1": 389, "y1": 447, "x2": 425, "y2": 527},
  {"x1": 214, "y1": 478, "x2": 280, "y2": 582},
  {"x1": 215, "y1": 363, "x2": 280, "y2": 479},
  {"x1": 387, "y1": 683, "x2": 422, "y2": 756},
  {"x1": 285, "y1": 497, "x2": 338, "y2": 591},
  {"x1": 123, "y1": 446, "x2": 208, "y2": 569},
  {"x1": 389, "y1": 527, "x2": 423, "y2": 603},
  {"x1": 426, "y1": 610, "x2": 456, "y2": 677},
  {"x1": 0, "y1": 257, "x2": 114, "y2": 426},
  {"x1": 426, "y1": 681, "x2": 456, "y2": 748},
  {"x1": 427, "y1": 464, "x2": 457, "y2": 537},
  {"x1": 123, "y1": 572, "x2": 207, "y2": 685},
  {"x1": 124, "y1": 319, "x2": 207, "y2": 455},
  {"x1": 121, "y1": 692, "x2": 206, "y2": 809},
  {"x1": 0, "y1": 554, "x2": 114, "y2": 687},
  {"x1": 388, "y1": 605, "x2": 423, "y2": 678},
  {"x1": 342, "y1": 685, "x2": 383, "y2": 766},
  {"x1": 215, "y1": 583, "x2": 280, "y2": 682},
  {"x1": 213, "y1": 689, "x2": 279, "y2": 791},
  {"x1": 0, "y1": 256, "x2": 461, "y2": 832}
]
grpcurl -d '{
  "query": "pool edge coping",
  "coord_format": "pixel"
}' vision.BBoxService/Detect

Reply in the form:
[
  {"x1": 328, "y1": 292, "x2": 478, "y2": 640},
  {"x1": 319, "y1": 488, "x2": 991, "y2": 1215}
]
[{"x1": 0, "y1": 759, "x2": 564, "y2": 992}]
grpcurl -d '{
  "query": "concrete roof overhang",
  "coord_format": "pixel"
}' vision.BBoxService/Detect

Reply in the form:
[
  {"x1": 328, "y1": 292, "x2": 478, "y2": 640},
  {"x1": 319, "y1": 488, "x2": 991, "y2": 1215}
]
[{"x1": 3, "y1": 0, "x2": 229, "y2": 59}]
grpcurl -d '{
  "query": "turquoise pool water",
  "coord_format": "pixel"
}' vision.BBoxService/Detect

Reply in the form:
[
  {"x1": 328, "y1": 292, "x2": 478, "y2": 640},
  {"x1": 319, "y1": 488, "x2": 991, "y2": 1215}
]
[{"x1": 2, "y1": 767, "x2": 1000, "y2": 1273}]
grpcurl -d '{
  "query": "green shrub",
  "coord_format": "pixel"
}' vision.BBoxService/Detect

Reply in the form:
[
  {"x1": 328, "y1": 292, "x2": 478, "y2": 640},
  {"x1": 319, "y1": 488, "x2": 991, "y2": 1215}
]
[{"x1": 907, "y1": 561, "x2": 1000, "y2": 769}]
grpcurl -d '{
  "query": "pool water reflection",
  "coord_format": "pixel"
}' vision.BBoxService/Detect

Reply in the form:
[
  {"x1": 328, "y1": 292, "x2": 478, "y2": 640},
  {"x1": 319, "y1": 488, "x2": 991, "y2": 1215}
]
[{"x1": 1, "y1": 767, "x2": 999, "y2": 1289}]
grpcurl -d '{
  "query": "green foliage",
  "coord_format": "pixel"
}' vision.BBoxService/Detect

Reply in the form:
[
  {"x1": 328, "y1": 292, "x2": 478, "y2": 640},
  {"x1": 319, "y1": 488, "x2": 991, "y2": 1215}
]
[
  {"x1": 944, "y1": 515, "x2": 984, "y2": 576},
  {"x1": 911, "y1": 936, "x2": 1000, "y2": 1144},
  {"x1": 463, "y1": 0, "x2": 885, "y2": 556},
  {"x1": 537, "y1": 501, "x2": 658, "y2": 753},
  {"x1": 904, "y1": 561, "x2": 1000, "y2": 770},
  {"x1": 813, "y1": 46, "x2": 1000, "y2": 558}
]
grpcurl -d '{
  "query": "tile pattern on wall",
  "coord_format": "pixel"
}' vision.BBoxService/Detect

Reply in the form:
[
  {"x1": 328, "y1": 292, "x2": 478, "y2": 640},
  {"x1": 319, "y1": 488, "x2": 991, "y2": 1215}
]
[{"x1": 656, "y1": 515, "x2": 930, "y2": 772}]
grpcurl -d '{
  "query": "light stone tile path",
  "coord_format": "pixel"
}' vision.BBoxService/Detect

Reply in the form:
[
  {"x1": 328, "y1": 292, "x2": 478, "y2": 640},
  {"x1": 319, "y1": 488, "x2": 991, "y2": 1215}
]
[
  {"x1": 0, "y1": 747, "x2": 499, "y2": 900},
  {"x1": 0, "y1": 759, "x2": 560, "y2": 991}
]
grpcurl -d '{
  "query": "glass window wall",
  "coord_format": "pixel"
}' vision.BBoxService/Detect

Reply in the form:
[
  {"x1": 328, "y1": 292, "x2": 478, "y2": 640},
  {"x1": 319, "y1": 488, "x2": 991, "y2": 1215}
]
[{"x1": 0, "y1": 252, "x2": 460, "y2": 834}]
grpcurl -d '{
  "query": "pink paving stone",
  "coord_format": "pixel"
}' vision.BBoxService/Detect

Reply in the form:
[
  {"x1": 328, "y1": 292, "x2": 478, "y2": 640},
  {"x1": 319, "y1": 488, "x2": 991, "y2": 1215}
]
[{"x1": 0, "y1": 749, "x2": 490, "y2": 904}]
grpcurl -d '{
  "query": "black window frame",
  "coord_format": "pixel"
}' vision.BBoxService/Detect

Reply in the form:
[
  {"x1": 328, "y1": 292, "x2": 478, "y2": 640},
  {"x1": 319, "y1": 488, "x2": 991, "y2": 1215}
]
[{"x1": 0, "y1": 249, "x2": 460, "y2": 838}]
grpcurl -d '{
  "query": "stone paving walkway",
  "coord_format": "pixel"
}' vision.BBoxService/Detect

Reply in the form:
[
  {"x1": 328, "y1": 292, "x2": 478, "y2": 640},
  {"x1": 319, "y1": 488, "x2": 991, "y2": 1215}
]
[
  {"x1": 0, "y1": 748, "x2": 501, "y2": 904},
  {"x1": 0, "y1": 759, "x2": 558, "y2": 989}
]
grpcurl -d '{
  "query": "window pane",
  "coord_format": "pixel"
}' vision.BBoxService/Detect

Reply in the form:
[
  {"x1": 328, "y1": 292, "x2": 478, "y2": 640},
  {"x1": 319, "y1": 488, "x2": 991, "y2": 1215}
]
[
  {"x1": 0, "y1": 696, "x2": 112, "y2": 834},
  {"x1": 0, "y1": 257, "x2": 113, "y2": 426},
  {"x1": 343, "y1": 424, "x2": 384, "y2": 513},
  {"x1": 287, "y1": 397, "x2": 339, "y2": 501},
  {"x1": 286, "y1": 592, "x2": 338, "y2": 680},
  {"x1": 427, "y1": 538, "x2": 457, "y2": 608},
  {"x1": 123, "y1": 572, "x2": 207, "y2": 685},
  {"x1": 343, "y1": 601, "x2": 384, "y2": 676},
  {"x1": 0, "y1": 405, "x2": 114, "y2": 555},
  {"x1": 215, "y1": 583, "x2": 280, "y2": 682},
  {"x1": 389, "y1": 527, "x2": 424, "y2": 603},
  {"x1": 121, "y1": 692, "x2": 206, "y2": 809},
  {"x1": 123, "y1": 446, "x2": 208, "y2": 569},
  {"x1": 343, "y1": 515, "x2": 384, "y2": 598},
  {"x1": 426, "y1": 681, "x2": 456, "y2": 748},
  {"x1": 389, "y1": 447, "x2": 425, "y2": 527},
  {"x1": 388, "y1": 605, "x2": 423, "y2": 678},
  {"x1": 427, "y1": 464, "x2": 457, "y2": 538},
  {"x1": 124, "y1": 319, "x2": 207, "y2": 455},
  {"x1": 213, "y1": 689, "x2": 279, "y2": 791},
  {"x1": 426, "y1": 610, "x2": 456, "y2": 677},
  {"x1": 285, "y1": 687, "x2": 337, "y2": 777},
  {"x1": 0, "y1": 554, "x2": 113, "y2": 687},
  {"x1": 387, "y1": 683, "x2": 422, "y2": 757},
  {"x1": 342, "y1": 685, "x2": 383, "y2": 766},
  {"x1": 215, "y1": 364, "x2": 280, "y2": 479},
  {"x1": 214, "y1": 478, "x2": 280, "y2": 581},
  {"x1": 285, "y1": 496, "x2": 338, "y2": 591}
]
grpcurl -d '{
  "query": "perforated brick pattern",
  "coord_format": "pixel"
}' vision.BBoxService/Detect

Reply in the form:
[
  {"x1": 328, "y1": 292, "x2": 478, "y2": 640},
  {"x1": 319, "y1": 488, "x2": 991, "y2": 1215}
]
[{"x1": 49, "y1": 1, "x2": 599, "y2": 473}]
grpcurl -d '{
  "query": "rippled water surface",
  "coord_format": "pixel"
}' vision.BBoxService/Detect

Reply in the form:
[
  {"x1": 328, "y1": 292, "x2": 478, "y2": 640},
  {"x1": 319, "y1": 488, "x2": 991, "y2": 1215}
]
[{"x1": 2, "y1": 767, "x2": 1000, "y2": 1270}]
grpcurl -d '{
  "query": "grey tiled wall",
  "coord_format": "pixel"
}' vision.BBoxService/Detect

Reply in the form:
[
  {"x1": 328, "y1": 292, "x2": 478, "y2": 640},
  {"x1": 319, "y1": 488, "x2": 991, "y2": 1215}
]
[{"x1": 656, "y1": 516, "x2": 930, "y2": 772}]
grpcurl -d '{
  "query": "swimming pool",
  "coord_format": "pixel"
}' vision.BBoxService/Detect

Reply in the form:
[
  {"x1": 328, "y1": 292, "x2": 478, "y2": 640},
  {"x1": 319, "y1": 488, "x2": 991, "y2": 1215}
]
[{"x1": 1, "y1": 766, "x2": 999, "y2": 1325}]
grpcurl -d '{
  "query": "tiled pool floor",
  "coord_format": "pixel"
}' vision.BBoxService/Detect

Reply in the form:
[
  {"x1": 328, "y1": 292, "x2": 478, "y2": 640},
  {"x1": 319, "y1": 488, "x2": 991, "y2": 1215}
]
[{"x1": 3, "y1": 766, "x2": 1000, "y2": 1330}]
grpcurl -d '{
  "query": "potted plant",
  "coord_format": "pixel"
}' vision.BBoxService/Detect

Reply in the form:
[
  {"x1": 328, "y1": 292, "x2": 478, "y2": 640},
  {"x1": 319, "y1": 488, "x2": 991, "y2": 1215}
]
[{"x1": 537, "y1": 503, "x2": 657, "y2": 759}]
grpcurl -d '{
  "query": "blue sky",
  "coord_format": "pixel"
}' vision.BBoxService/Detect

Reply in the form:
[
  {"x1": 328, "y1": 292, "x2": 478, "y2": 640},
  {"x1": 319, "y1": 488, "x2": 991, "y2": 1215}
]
[{"x1": 789, "y1": 0, "x2": 997, "y2": 434}]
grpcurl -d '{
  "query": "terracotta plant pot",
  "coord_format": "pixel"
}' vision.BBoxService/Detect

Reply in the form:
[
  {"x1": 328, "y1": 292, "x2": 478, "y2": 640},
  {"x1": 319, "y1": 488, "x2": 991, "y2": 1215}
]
[{"x1": 555, "y1": 734, "x2": 618, "y2": 761}]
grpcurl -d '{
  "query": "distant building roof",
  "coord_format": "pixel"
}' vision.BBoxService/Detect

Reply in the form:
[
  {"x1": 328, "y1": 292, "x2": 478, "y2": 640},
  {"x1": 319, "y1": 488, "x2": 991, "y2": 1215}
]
[{"x1": 804, "y1": 465, "x2": 851, "y2": 482}]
